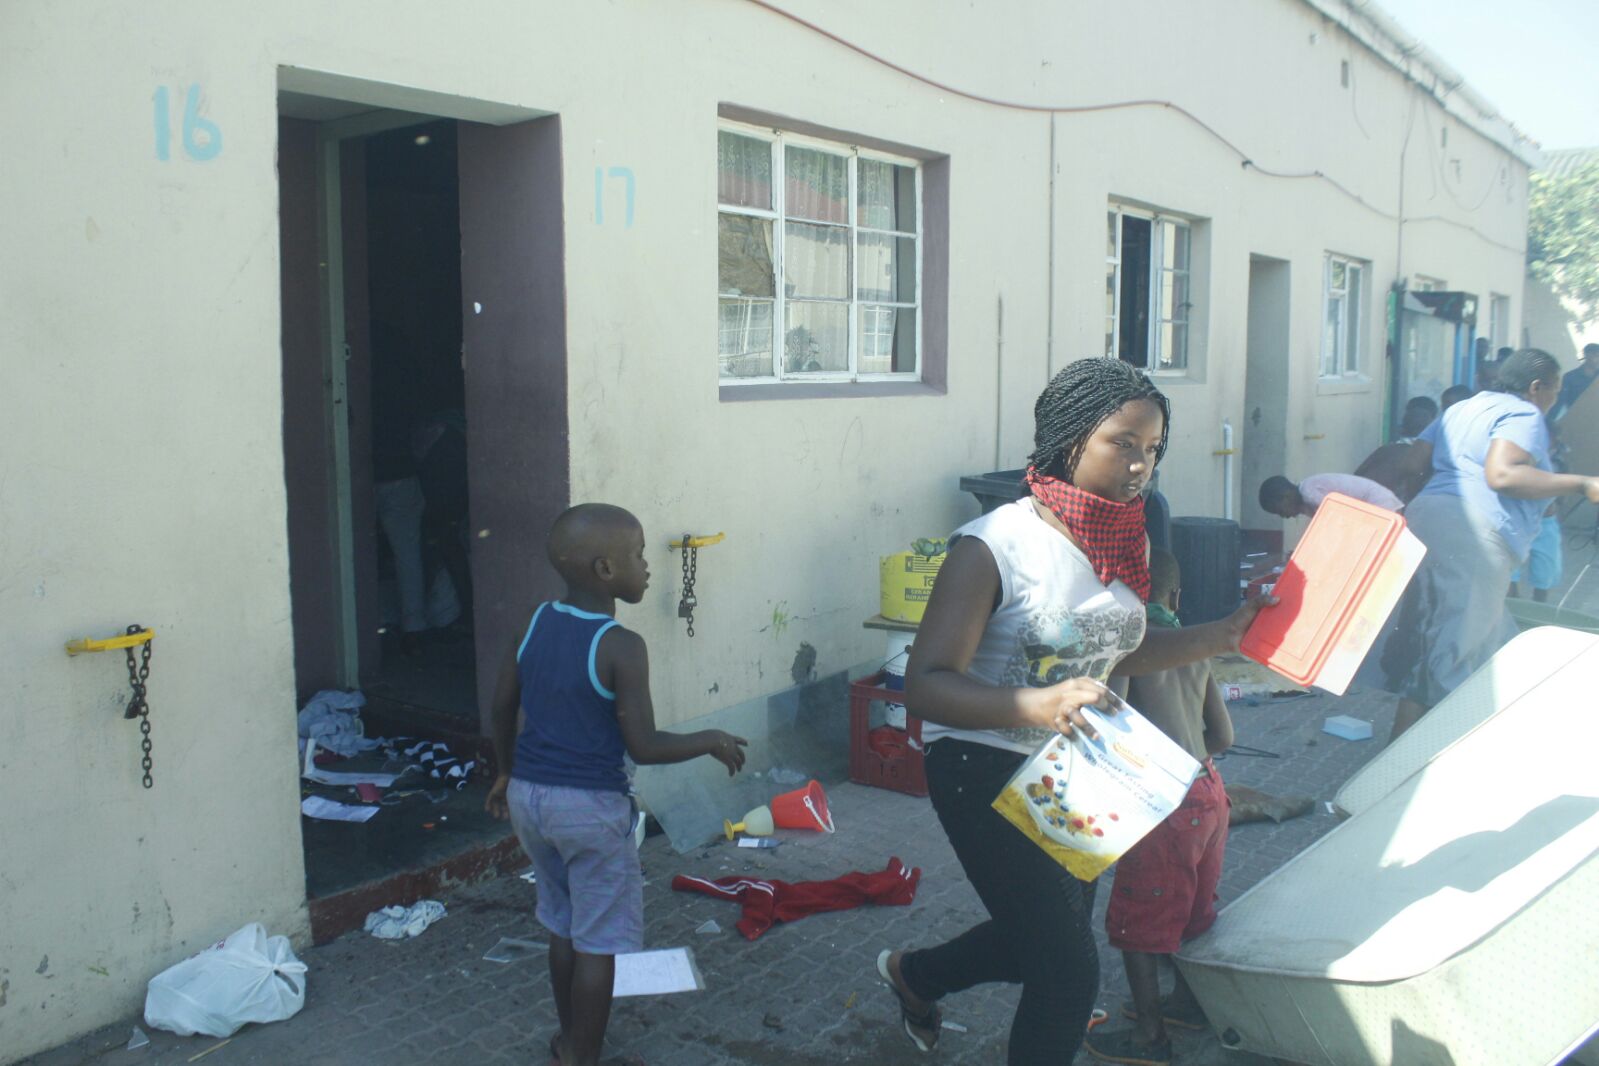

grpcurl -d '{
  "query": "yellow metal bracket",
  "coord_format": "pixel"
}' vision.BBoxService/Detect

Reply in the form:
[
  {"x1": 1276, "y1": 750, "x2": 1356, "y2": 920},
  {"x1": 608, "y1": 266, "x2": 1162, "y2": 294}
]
[
  {"x1": 1212, "y1": 448, "x2": 1238, "y2": 456},
  {"x1": 669, "y1": 532, "x2": 725, "y2": 550},
  {"x1": 66, "y1": 629, "x2": 156, "y2": 656}
]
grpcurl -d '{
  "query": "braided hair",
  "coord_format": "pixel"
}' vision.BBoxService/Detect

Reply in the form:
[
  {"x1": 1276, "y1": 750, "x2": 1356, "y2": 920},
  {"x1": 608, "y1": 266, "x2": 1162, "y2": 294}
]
[
  {"x1": 1029, "y1": 358, "x2": 1171, "y2": 481},
  {"x1": 1494, "y1": 348, "x2": 1560, "y2": 396}
]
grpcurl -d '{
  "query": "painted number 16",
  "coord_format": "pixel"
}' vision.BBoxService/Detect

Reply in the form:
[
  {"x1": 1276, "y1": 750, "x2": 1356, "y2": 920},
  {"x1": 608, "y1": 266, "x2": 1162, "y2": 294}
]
[{"x1": 154, "y1": 85, "x2": 222, "y2": 162}]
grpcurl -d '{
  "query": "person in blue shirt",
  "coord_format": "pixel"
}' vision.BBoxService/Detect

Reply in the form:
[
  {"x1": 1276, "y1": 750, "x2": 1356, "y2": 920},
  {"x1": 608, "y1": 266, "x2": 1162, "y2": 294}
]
[
  {"x1": 1380, "y1": 350, "x2": 1599, "y2": 740},
  {"x1": 485, "y1": 503, "x2": 746, "y2": 1066}
]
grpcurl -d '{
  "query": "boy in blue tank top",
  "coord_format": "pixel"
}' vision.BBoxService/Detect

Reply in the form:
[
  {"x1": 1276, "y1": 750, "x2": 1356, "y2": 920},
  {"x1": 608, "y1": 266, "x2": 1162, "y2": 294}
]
[{"x1": 486, "y1": 503, "x2": 746, "y2": 1066}]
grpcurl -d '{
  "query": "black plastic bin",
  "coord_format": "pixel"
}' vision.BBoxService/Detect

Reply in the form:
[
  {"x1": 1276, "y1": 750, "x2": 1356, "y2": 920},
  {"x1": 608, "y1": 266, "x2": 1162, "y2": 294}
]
[
  {"x1": 1170, "y1": 516, "x2": 1241, "y2": 624},
  {"x1": 958, "y1": 469, "x2": 1172, "y2": 551}
]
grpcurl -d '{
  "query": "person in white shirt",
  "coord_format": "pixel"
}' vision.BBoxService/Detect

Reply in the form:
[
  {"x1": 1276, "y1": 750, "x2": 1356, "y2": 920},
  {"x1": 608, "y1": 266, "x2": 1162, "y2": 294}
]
[{"x1": 1258, "y1": 472, "x2": 1403, "y2": 519}]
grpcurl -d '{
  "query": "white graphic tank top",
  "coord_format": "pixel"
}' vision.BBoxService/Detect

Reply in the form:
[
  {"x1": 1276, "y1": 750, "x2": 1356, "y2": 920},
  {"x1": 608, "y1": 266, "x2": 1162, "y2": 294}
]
[{"x1": 920, "y1": 498, "x2": 1147, "y2": 753}]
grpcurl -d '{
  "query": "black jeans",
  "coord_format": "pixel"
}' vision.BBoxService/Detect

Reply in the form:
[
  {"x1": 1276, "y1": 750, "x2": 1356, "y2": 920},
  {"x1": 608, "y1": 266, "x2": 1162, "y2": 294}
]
[{"x1": 900, "y1": 740, "x2": 1100, "y2": 1065}]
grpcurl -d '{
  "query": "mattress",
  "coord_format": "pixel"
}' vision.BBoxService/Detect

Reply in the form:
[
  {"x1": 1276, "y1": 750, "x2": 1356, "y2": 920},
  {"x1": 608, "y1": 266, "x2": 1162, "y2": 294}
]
[{"x1": 1177, "y1": 628, "x2": 1599, "y2": 1066}]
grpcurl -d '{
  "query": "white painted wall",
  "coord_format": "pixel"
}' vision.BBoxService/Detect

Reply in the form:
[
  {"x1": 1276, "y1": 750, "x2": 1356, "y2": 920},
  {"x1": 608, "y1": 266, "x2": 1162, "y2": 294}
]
[
  {"x1": 0, "y1": 0, "x2": 1530, "y2": 1057},
  {"x1": 1524, "y1": 279, "x2": 1599, "y2": 366}
]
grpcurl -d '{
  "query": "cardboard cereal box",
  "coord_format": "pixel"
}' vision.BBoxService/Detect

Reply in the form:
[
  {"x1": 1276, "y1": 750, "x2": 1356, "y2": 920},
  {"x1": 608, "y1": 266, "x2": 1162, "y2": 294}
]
[{"x1": 992, "y1": 688, "x2": 1202, "y2": 881}]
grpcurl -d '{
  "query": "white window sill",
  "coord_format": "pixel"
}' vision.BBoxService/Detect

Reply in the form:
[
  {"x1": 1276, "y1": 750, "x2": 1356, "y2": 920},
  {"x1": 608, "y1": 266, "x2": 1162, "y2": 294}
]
[
  {"x1": 719, "y1": 380, "x2": 944, "y2": 402},
  {"x1": 1316, "y1": 375, "x2": 1374, "y2": 396}
]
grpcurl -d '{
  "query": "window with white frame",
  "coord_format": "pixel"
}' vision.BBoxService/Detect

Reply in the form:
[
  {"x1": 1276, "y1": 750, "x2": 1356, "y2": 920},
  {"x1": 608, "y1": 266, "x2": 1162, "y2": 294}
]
[
  {"x1": 1412, "y1": 274, "x2": 1446, "y2": 292},
  {"x1": 717, "y1": 124, "x2": 921, "y2": 382},
  {"x1": 1488, "y1": 293, "x2": 1510, "y2": 349},
  {"x1": 1321, "y1": 255, "x2": 1368, "y2": 377},
  {"x1": 1105, "y1": 205, "x2": 1194, "y2": 371}
]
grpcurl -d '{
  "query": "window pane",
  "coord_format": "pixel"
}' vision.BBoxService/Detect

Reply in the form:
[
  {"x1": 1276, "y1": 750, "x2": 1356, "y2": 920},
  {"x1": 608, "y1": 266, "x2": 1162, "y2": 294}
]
[
  {"x1": 718, "y1": 298, "x2": 774, "y2": 378},
  {"x1": 1330, "y1": 260, "x2": 1347, "y2": 290},
  {"x1": 784, "y1": 222, "x2": 848, "y2": 300},
  {"x1": 858, "y1": 159, "x2": 917, "y2": 232},
  {"x1": 784, "y1": 301, "x2": 848, "y2": 373},
  {"x1": 784, "y1": 145, "x2": 847, "y2": 224},
  {"x1": 1158, "y1": 322, "x2": 1188, "y2": 371},
  {"x1": 718, "y1": 214, "x2": 775, "y2": 297},
  {"x1": 1118, "y1": 216, "x2": 1151, "y2": 367},
  {"x1": 1105, "y1": 264, "x2": 1117, "y2": 322},
  {"x1": 858, "y1": 305, "x2": 917, "y2": 374},
  {"x1": 857, "y1": 234, "x2": 916, "y2": 304},
  {"x1": 1160, "y1": 221, "x2": 1190, "y2": 271},
  {"x1": 718, "y1": 131, "x2": 771, "y2": 210},
  {"x1": 1345, "y1": 267, "x2": 1362, "y2": 373},
  {"x1": 1160, "y1": 269, "x2": 1190, "y2": 323},
  {"x1": 1107, "y1": 211, "x2": 1118, "y2": 258},
  {"x1": 1324, "y1": 293, "x2": 1344, "y2": 375}
]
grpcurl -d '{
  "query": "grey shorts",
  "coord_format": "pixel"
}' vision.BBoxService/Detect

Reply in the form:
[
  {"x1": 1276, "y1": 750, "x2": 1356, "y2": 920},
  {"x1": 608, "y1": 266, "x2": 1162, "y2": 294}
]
[{"x1": 507, "y1": 779, "x2": 643, "y2": 955}]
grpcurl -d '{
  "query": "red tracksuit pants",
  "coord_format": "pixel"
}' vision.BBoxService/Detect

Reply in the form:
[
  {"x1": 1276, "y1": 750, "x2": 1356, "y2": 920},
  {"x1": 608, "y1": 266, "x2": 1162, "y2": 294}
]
[{"x1": 671, "y1": 857, "x2": 921, "y2": 940}]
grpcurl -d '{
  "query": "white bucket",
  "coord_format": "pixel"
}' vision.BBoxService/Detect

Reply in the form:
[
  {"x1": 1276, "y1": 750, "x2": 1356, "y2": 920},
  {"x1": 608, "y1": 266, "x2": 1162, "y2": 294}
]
[{"x1": 883, "y1": 640, "x2": 911, "y2": 730}]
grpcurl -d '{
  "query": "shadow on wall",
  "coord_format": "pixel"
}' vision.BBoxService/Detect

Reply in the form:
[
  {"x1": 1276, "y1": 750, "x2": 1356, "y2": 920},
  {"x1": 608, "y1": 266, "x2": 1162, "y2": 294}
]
[
  {"x1": 1523, "y1": 274, "x2": 1598, "y2": 366},
  {"x1": 632, "y1": 657, "x2": 874, "y2": 853}
]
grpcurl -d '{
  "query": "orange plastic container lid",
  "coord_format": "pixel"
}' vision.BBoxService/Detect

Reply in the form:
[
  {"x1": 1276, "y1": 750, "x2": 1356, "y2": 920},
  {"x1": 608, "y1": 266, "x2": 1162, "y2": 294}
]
[{"x1": 1240, "y1": 493, "x2": 1410, "y2": 688}]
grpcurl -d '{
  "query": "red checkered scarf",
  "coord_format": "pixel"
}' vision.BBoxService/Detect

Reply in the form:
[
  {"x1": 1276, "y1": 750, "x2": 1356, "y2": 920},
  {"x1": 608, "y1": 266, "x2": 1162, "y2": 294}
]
[{"x1": 1025, "y1": 465, "x2": 1151, "y2": 601}]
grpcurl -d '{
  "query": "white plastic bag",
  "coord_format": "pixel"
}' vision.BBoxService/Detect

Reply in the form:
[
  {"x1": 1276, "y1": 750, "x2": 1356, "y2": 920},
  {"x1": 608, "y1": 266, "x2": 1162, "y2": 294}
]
[{"x1": 143, "y1": 923, "x2": 307, "y2": 1038}]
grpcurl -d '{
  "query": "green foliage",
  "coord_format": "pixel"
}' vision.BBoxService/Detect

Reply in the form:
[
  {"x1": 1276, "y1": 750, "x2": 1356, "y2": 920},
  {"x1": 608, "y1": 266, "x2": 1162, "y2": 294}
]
[{"x1": 1529, "y1": 160, "x2": 1599, "y2": 322}]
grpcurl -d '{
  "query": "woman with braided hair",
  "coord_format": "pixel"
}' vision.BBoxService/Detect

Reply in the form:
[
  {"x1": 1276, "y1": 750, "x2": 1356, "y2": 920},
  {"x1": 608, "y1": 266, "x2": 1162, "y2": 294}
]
[{"x1": 875, "y1": 357, "x2": 1272, "y2": 1066}]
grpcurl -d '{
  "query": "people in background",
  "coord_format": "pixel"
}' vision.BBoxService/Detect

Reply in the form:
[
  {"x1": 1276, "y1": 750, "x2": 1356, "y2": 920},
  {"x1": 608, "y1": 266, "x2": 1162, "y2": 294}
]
[
  {"x1": 415, "y1": 408, "x2": 473, "y2": 626},
  {"x1": 371, "y1": 319, "x2": 429, "y2": 656},
  {"x1": 1353, "y1": 397, "x2": 1442, "y2": 503},
  {"x1": 1397, "y1": 396, "x2": 1438, "y2": 441},
  {"x1": 1441, "y1": 384, "x2": 1473, "y2": 410},
  {"x1": 1554, "y1": 342, "x2": 1599, "y2": 421},
  {"x1": 1474, "y1": 339, "x2": 1499, "y2": 392},
  {"x1": 1378, "y1": 349, "x2": 1599, "y2": 741},
  {"x1": 1258, "y1": 472, "x2": 1403, "y2": 519},
  {"x1": 1084, "y1": 549, "x2": 1233, "y2": 1066}
]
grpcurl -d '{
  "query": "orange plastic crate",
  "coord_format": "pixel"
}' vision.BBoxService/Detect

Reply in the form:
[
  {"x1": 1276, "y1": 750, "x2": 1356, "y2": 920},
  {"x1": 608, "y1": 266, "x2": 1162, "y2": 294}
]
[
  {"x1": 848, "y1": 672, "x2": 928, "y2": 797},
  {"x1": 1240, "y1": 493, "x2": 1425, "y2": 694}
]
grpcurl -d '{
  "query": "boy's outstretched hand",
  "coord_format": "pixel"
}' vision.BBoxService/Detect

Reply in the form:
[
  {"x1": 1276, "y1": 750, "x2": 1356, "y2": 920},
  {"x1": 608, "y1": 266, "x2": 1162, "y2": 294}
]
[
  {"x1": 707, "y1": 731, "x2": 748, "y2": 775},
  {"x1": 484, "y1": 774, "x2": 510, "y2": 820}
]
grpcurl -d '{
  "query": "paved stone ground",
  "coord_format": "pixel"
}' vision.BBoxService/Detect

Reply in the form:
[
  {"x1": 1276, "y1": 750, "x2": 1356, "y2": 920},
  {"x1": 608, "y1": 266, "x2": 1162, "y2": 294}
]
[{"x1": 25, "y1": 685, "x2": 1400, "y2": 1066}]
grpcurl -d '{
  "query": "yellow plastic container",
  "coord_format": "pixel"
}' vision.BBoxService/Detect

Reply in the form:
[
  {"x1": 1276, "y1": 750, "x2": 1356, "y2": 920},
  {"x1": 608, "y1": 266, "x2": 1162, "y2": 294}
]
[{"x1": 880, "y1": 545, "x2": 946, "y2": 624}]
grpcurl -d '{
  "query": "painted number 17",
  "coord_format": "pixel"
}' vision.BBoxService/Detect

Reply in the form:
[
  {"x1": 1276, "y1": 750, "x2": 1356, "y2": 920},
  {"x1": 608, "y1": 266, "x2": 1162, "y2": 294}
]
[{"x1": 154, "y1": 85, "x2": 222, "y2": 162}]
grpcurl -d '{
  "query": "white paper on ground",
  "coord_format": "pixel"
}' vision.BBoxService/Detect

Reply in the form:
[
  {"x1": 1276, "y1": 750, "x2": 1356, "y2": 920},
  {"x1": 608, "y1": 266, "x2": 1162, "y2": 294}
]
[
  {"x1": 613, "y1": 947, "x2": 704, "y2": 997},
  {"x1": 301, "y1": 795, "x2": 380, "y2": 823},
  {"x1": 482, "y1": 937, "x2": 545, "y2": 963},
  {"x1": 301, "y1": 737, "x2": 406, "y2": 787}
]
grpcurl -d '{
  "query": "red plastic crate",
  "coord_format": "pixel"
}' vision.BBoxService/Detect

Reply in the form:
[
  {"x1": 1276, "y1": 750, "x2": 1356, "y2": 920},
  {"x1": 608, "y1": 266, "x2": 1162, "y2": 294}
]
[{"x1": 848, "y1": 672, "x2": 928, "y2": 797}]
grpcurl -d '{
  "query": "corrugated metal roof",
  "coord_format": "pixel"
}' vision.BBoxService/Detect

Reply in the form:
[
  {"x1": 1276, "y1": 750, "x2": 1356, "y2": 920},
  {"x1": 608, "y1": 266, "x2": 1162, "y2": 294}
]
[{"x1": 1541, "y1": 148, "x2": 1599, "y2": 178}]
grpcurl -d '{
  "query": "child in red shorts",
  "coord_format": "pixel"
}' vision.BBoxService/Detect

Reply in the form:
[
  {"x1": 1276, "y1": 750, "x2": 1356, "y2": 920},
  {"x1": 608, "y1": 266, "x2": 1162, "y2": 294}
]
[{"x1": 1085, "y1": 549, "x2": 1232, "y2": 1066}]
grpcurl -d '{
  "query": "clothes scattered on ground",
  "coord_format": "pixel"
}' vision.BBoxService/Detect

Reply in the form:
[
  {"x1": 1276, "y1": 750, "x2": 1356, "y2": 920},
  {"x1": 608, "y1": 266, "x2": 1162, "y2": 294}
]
[
  {"x1": 363, "y1": 900, "x2": 446, "y2": 939},
  {"x1": 671, "y1": 857, "x2": 920, "y2": 940},
  {"x1": 297, "y1": 690, "x2": 381, "y2": 759},
  {"x1": 371, "y1": 737, "x2": 478, "y2": 790}
]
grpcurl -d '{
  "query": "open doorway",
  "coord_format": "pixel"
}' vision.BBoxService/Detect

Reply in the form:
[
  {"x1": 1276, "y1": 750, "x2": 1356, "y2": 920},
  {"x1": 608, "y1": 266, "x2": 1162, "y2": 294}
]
[
  {"x1": 364, "y1": 120, "x2": 476, "y2": 719},
  {"x1": 277, "y1": 82, "x2": 570, "y2": 937},
  {"x1": 1241, "y1": 255, "x2": 1291, "y2": 553}
]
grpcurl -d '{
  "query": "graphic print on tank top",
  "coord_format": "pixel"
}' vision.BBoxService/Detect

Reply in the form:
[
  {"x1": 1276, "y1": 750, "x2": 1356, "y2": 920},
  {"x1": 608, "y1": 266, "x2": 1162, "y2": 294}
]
[{"x1": 994, "y1": 598, "x2": 1145, "y2": 747}]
